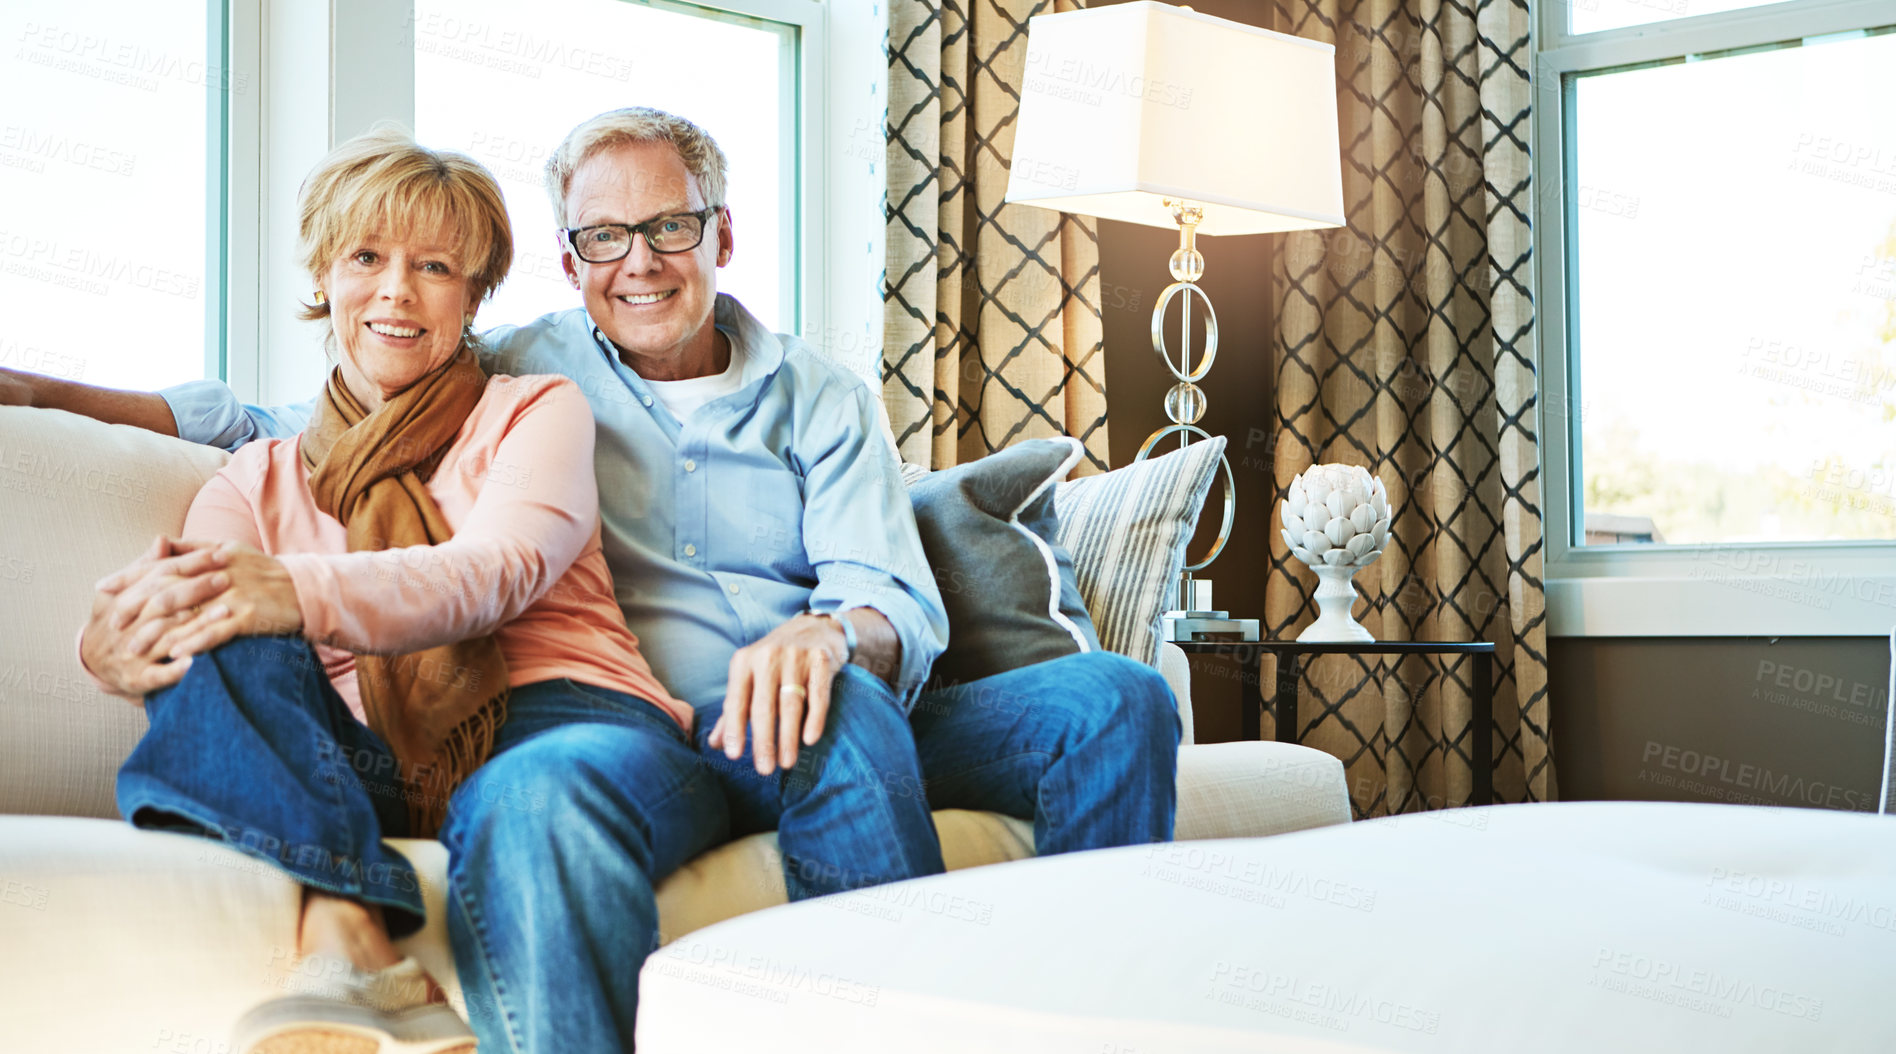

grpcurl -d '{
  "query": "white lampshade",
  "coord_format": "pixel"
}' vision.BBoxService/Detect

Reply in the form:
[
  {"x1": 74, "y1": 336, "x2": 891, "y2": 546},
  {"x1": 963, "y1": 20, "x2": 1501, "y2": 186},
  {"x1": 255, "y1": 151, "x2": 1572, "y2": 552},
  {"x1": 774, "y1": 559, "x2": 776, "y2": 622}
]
[{"x1": 1004, "y1": 1, "x2": 1345, "y2": 236}]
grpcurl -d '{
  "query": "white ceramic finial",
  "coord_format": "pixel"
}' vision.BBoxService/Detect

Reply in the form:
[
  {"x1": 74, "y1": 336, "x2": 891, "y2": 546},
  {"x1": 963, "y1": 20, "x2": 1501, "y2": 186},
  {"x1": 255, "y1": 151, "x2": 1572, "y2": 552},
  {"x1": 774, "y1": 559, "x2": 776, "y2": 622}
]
[{"x1": 1277, "y1": 463, "x2": 1394, "y2": 642}]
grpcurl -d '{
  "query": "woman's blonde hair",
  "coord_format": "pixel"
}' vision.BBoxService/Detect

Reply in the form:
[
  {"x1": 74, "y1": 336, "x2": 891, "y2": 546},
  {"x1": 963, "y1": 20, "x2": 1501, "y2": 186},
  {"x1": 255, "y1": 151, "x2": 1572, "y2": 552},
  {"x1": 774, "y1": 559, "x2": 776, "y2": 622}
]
[
  {"x1": 297, "y1": 125, "x2": 513, "y2": 322},
  {"x1": 543, "y1": 108, "x2": 728, "y2": 226}
]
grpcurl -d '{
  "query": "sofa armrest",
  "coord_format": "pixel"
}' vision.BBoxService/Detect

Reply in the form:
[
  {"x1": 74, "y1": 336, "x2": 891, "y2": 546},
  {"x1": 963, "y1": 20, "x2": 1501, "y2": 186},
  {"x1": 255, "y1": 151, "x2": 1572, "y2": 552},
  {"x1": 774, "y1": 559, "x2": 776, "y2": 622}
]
[
  {"x1": 1155, "y1": 641, "x2": 1194, "y2": 747},
  {"x1": 1174, "y1": 741, "x2": 1351, "y2": 840}
]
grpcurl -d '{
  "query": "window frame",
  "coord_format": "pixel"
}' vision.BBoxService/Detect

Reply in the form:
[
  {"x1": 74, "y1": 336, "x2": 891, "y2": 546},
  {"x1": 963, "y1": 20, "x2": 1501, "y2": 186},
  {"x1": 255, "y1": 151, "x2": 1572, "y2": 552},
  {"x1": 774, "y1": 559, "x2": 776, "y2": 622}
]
[
  {"x1": 1534, "y1": 0, "x2": 1896, "y2": 636},
  {"x1": 222, "y1": 0, "x2": 334, "y2": 407},
  {"x1": 205, "y1": 0, "x2": 231, "y2": 388},
  {"x1": 222, "y1": 0, "x2": 886, "y2": 408}
]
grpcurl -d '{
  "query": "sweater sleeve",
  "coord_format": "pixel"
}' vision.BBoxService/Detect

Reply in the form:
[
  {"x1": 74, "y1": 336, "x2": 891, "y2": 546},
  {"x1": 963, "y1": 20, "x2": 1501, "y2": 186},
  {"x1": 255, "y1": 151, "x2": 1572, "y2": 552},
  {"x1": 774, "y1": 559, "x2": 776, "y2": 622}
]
[
  {"x1": 180, "y1": 465, "x2": 269, "y2": 549},
  {"x1": 276, "y1": 379, "x2": 601, "y2": 656}
]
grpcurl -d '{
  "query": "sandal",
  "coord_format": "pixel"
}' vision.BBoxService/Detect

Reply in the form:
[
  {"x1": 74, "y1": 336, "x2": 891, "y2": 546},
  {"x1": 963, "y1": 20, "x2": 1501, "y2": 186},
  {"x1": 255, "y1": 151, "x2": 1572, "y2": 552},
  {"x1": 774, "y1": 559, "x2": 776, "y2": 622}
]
[{"x1": 232, "y1": 955, "x2": 477, "y2": 1054}]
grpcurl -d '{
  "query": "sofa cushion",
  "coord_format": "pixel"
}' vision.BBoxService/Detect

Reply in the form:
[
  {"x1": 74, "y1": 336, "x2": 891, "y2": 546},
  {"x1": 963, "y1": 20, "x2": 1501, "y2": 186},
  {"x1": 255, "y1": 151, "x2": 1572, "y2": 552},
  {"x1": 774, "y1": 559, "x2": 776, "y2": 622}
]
[
  {"x1": 654, "y1": 809, "x2": 1035, "y2": 942},
  {"x1": 0, "y1": 407, "x2": 228, "y2": 819},
  {"x1": 906, "y1": 437, "x2": 1102, "y2": 690},
  {"x1": 1052, "y1": 437, "x2": 1225, "y2": 667},
  {"x1": 1173, "y1": 741, "x2": 1349, "y2": 838}
]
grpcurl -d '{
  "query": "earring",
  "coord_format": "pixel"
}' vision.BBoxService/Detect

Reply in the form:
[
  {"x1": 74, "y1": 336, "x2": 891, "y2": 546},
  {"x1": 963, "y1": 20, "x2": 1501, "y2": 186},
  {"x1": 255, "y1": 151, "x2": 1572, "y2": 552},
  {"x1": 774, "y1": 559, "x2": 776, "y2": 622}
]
[{"x1": 313, "y1": 290, "x2": 327, "y2": 305}]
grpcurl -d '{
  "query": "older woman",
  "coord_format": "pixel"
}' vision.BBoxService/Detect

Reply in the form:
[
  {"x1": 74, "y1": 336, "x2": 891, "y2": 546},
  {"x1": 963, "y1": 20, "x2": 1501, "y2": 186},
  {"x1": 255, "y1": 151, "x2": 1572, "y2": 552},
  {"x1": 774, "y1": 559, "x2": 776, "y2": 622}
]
[{"x1": 80, "y1": 130, "x2": 698, "y2": 1053}]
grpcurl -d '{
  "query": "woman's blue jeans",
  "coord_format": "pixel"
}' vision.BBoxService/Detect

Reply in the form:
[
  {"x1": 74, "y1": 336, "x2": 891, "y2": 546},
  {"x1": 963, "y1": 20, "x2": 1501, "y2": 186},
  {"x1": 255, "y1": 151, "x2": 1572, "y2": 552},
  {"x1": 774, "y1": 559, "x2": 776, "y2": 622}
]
[{"x1": 116, "y1": 635, "x2": 731, "y2": 1053}]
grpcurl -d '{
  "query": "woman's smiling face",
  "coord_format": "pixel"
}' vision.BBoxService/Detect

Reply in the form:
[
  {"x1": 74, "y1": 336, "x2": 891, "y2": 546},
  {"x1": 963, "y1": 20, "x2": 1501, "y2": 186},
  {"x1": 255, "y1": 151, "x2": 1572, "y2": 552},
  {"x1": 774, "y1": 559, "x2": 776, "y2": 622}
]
[{"x1": 323, "y1": 227, "x2": 478, "y2": 405}]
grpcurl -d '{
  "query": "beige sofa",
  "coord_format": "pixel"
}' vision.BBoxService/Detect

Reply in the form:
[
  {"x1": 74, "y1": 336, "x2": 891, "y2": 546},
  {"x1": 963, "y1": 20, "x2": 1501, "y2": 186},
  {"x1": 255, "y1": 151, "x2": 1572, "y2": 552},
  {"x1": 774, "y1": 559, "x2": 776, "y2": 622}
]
[{"x1": 0, "y1": 405, "x2": 1352, "y2": 1053}]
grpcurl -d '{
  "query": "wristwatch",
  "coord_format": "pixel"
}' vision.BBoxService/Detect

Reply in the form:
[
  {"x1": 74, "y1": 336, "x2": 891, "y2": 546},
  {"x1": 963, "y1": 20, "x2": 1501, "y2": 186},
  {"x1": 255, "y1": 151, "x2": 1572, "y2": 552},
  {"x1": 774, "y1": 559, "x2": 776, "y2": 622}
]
[{"x1": 801, "y1": 609, "x2": 857, "y2": 665}]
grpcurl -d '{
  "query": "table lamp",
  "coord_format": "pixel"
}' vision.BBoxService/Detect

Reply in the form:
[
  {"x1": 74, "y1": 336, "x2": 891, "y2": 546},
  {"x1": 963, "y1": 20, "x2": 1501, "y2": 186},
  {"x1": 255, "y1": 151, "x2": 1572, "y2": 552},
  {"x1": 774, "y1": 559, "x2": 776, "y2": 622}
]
[{"x1": 1004, "y1": 0, "x2": 1345, "y2": 641}]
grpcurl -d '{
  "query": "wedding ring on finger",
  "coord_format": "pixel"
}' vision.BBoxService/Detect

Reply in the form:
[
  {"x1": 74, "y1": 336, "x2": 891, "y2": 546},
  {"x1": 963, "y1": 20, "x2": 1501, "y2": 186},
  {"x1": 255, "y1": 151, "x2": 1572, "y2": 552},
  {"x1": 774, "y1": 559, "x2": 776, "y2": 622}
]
[{"x1": 778, "y1": 684, "x2": 808, "y2": 701}]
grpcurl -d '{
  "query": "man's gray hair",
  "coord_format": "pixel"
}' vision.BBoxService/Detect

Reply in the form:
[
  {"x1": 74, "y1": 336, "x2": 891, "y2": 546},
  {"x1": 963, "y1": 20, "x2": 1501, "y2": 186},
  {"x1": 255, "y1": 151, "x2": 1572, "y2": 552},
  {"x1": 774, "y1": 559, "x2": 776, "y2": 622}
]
[{"x1": 543, "y1": 107, "x2": 729, "y2": 226}]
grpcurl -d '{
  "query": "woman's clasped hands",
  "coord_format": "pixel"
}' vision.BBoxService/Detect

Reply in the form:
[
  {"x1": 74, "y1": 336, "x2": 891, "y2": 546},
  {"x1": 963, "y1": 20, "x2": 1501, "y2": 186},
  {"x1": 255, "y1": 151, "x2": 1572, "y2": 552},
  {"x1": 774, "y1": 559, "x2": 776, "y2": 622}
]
[{"x1": 80, "y1": 536, "x2": 303, "y2": 700}]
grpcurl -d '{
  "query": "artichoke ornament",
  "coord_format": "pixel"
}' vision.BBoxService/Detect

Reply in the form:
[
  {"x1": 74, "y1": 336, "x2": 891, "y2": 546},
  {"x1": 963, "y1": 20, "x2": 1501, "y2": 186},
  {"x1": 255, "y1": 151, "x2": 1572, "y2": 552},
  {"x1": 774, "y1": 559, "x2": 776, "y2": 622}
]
[
  {"x1": 1278, "y1": 464, "x2": 1391, "y2": 569},
  {"x1": 1277, "y1": 464, "x2": 1394, "y2": 642}
]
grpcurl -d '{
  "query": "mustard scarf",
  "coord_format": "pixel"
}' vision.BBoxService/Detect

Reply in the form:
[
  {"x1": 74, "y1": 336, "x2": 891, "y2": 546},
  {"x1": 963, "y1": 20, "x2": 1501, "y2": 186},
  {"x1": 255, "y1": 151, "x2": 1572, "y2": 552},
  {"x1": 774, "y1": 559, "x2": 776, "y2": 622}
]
[{"x1": 299, "y1": 347, "x2": 508, "y2": 837}]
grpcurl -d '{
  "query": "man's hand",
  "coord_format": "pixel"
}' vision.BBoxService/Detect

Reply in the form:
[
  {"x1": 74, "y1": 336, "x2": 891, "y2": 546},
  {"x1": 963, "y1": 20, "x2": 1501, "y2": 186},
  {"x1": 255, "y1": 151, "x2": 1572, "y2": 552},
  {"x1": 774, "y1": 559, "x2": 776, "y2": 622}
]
[
  {"x1": 709, "y1": 613, "x2": 848, "y2": 775},
  {"x1": 80, "y1": 536, "x2": 234, "y2": 700},
  {"x1": 152, "y1": 543, "x2": 303, "y2": 662}
]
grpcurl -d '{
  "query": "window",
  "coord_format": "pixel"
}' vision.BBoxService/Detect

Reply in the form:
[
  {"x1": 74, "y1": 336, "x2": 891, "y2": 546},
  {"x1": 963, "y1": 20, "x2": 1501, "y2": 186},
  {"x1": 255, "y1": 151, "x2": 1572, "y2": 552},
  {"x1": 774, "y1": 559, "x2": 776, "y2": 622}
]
[
  {"x1": 1571, "y1": 31, "x2": 1896, "y2": 548},
  {"x1": 1531, "y1": 0, "x2": 1896, "y2": 629},
  {"x1": 0, "y1": 0, "x2": 222, "y2": 391},
  {"x1": 1538, "y1": 0, "x2": 1896, "y2": 632},
  {"x1": 410, "y1": 0, "x2": 800, "y2": 332}
]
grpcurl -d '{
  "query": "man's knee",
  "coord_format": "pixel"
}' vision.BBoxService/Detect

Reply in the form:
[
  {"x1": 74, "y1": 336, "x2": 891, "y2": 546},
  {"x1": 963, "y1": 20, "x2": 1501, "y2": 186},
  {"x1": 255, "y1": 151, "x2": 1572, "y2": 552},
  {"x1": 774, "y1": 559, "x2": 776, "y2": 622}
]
[
  {"x1": 815, "y1": 666, "x2": 915, "y2": 751},
  {"x1": 1065, "y1": 651, "x2": 1182, "y2": 740},
  {"x1": 785, "y1": 668, "x2": 925, "y2": 800}
]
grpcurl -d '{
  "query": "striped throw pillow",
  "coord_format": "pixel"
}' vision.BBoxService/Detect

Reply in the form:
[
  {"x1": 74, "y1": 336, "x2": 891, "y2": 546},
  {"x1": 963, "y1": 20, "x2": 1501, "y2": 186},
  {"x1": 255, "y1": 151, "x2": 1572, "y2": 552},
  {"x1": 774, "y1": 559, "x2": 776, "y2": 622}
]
[{"x1": 1051, "y1": 437, "x2": 1226, "y2": 666}]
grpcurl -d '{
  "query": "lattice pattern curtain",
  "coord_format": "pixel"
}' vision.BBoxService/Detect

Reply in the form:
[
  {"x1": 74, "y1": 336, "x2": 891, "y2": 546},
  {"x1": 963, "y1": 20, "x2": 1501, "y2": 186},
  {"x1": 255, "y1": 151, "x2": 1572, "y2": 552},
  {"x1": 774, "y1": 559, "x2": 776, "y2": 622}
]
[
  {"x1": 1265, "y1": 0, "x2": 1554, "y2": 810},
  {"x1": 883, "y1": 0, "x2": 1110, "y2": 473}
]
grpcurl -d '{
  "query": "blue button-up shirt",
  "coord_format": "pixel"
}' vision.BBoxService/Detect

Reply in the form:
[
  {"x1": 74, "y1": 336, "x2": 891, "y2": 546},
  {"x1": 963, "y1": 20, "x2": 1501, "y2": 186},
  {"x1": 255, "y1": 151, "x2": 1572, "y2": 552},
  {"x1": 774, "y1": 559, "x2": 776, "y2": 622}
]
[{"x1": 162, "y1": 294, "x2": 948, "y2": 712}]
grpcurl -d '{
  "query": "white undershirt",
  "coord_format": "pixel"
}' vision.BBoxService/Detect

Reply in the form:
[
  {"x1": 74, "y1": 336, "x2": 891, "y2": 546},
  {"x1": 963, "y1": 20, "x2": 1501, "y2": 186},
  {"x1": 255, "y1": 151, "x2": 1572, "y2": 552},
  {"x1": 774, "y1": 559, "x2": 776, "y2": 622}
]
[{"x1": 642, "y1": 332, "x2": 744, "y2": 421}]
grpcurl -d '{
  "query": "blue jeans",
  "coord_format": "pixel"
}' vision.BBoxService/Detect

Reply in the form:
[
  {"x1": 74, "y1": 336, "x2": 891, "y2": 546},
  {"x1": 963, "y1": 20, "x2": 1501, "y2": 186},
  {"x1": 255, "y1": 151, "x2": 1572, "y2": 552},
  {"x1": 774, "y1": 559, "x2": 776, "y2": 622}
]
[
  {"x1": 690, "y1": 663, "x2": 943, "y2": 897},
  {"x1": 116, "y1": 636, "x2": 946, "y2": 1053},
  {"x1": 689, "y1": 649, "x2": 1181, "y2": 884},
  {"x1": 910, "y1": 650, "x2": 1182, "y2": 853},
  {"x1": 118, "y1": 636, "x2": 432, "y2": 936}
]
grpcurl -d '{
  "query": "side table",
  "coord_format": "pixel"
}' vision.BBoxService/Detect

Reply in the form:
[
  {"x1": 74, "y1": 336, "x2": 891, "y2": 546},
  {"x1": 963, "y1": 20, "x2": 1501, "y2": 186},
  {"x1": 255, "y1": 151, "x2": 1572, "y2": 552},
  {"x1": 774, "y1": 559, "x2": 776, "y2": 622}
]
[{"x1": 1175, "y1": 640, "x2": 1497, "y2": 806}]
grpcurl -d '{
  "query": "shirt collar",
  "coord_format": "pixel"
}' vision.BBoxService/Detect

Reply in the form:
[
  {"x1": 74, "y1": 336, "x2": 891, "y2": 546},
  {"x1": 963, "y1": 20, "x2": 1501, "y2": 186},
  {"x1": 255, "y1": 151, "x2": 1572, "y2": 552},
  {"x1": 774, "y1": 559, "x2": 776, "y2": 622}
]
[{"x1": 714, "y1": 293, "x2": 786, "y2": 385}]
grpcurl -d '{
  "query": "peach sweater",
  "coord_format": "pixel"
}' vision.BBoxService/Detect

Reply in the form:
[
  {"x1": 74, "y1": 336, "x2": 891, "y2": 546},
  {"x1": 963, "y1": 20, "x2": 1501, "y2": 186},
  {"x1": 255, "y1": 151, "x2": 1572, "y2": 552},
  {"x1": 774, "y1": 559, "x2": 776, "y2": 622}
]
[{"x1": 177, "y1": 373, "x2": 687, "y2": 731}]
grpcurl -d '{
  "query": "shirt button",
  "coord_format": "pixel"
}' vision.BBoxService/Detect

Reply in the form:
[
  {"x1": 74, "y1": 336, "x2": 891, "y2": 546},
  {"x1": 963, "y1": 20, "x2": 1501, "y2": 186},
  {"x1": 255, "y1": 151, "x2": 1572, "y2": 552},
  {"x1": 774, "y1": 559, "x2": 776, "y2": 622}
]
[
  {"x1": 642, "y1": 396, "x2": 654, "y2": 407},
  {"x1": 684, "y1": 459, "x2": 697, "y2": 472},
  {"x1": 684, "y1": 544, "x2": 697, "y2": 557},
  {"x1": 728, "y1": 583, "x2": 740, "y2": 595}
]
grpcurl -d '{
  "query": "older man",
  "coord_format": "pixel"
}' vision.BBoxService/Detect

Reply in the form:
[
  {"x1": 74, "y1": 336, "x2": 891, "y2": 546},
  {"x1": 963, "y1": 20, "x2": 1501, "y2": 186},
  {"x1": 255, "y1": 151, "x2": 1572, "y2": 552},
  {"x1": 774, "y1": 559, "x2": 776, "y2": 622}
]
[{"x1": 11, "y1": 108, "x2": 1179, "y2": 1048}]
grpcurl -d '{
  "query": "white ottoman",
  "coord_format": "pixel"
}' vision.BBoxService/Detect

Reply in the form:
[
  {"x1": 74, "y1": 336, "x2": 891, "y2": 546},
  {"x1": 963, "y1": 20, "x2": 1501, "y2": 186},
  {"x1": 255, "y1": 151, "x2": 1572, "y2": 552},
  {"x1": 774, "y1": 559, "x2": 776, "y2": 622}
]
[{"x1": 637, "y1": 802, "x2": 1896, "y2": 1052}]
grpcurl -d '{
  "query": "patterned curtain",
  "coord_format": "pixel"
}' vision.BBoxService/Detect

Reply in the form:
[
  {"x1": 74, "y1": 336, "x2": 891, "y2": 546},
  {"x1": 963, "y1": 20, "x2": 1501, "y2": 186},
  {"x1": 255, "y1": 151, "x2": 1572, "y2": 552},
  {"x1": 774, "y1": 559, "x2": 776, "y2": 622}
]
[
  {"x1": 883, "y1": 0, "x2": 1111, "y2": 473},
  {"x1": 1264, "y1": 0, "x2": 1554, "y2": 810}
]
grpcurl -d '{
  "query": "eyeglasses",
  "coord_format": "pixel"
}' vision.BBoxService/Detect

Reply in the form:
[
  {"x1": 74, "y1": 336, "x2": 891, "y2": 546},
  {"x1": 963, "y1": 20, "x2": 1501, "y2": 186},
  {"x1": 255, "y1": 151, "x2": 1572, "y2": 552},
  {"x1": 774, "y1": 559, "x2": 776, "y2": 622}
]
[{"x1": 562, "y1": 206, "x2": 722, "y2": 263}]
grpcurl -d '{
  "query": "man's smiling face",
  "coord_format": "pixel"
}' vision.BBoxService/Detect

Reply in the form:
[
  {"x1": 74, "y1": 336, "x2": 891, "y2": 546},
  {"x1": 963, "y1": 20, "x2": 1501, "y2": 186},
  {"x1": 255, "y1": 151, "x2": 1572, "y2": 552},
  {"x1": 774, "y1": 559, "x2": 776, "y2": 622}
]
[{"x1": 560, "y1": 139, "x2": 732, "y2": 374}]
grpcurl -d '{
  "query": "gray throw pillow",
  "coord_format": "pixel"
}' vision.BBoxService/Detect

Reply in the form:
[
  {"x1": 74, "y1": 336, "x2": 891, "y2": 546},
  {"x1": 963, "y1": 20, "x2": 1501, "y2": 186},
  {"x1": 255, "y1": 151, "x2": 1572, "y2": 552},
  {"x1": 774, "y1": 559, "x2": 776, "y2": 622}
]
[{"x1": 907, "y1": 437, "x2": 1102, "y2": 689}]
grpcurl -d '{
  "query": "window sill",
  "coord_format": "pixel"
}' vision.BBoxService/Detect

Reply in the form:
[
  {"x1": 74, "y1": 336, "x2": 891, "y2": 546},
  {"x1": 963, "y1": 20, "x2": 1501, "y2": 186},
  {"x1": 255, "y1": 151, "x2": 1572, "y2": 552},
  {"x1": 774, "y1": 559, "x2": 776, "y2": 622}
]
[{"x1": 1548, "y1": 573, "x2": 1896, "y2": 637}]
